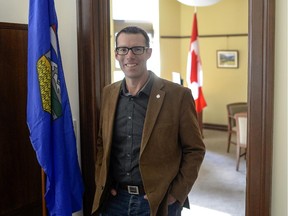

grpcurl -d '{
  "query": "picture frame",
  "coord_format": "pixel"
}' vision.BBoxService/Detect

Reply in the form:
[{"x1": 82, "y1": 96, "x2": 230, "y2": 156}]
[{"x1": 217, "y1": 50, "x2": 239, "y2": 68}]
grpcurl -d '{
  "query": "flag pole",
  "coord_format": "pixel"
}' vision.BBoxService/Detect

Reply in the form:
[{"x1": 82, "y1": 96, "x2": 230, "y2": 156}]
[
  {"x1": 193, "y1": 7, "x2": 205, "y2": 138},
  {"x1": 41, "y1": 169, "x2": 47, "y2": 216}
]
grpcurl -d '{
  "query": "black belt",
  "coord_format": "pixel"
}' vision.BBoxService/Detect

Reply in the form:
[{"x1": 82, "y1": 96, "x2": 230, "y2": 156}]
[{"x1": 117, "y1": 183, "x2": 145, "y2": 195}]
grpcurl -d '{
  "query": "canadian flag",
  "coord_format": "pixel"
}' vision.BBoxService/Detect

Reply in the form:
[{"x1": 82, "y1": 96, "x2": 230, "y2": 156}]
[{"x1": 186, "y1": 13, "x2": 207, "y2": 113}]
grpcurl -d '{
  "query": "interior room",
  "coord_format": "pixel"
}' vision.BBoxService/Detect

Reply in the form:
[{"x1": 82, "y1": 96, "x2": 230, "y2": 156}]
[
  {"x1": 111, "y1": 0, "x2": 248, "y2": 127},
  {"x1": 0, "y1": 0, "x2": 287, "y2": 216},
  {"x1": 111, "y1": 1, "x2": 247, "y2": 215}
]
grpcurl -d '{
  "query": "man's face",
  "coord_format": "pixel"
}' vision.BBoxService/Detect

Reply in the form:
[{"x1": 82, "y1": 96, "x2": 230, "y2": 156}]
[{"x1": 115, "y1": 33, "x2": 152, "y2": 79}]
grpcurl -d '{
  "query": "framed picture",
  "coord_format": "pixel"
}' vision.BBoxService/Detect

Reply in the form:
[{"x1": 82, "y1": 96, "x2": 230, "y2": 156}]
[{"x1": 217, "y1": 50, "x2": 239, "y2": 68}]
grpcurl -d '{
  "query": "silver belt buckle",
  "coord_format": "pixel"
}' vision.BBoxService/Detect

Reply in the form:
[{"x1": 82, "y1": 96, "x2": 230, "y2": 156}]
[{"x1": 127, "y1": 185, "x2": 139, "y2": 195}]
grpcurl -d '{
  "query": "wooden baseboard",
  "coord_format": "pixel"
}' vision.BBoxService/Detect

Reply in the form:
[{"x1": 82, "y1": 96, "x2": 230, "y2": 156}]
[{"x1": 203, "y1": 123, "x2": 227, "y2": 131}]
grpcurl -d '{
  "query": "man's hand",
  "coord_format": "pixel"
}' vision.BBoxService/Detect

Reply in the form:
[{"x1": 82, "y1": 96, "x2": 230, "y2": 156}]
[
  {"x1": 167, "y1": 194, "x2": 177, "y2": 205},
  {"x1": 110, "y1": 188, "x2": 117, "y2": 196},
  {"x1": 143, "y1": 194, "x2": 177, "y2": 205}
]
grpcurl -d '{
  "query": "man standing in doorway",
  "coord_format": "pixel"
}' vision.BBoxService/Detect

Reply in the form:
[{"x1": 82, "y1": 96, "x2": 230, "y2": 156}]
[{"x1": 92, "y1": 26, "x2": 205, "y2": 216}]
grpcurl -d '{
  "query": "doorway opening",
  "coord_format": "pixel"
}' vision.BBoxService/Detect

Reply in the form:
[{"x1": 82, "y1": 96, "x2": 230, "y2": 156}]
[{"x1": 76, "y1": 0, "x2": 274, "y2": 215}]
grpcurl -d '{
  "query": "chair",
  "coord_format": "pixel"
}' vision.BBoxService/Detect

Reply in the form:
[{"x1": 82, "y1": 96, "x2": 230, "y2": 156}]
[
  {"x1": 226, "y1": 102, "x2": 248, "y2": 152},
  {"x1": 234, "y1": 112, "x2": 248, "y2": 171}
]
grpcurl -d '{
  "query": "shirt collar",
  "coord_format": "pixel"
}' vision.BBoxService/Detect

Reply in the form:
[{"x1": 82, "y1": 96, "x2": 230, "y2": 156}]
[{"x1": 121, "y1": 71, "x2": 153, "y2": 97}]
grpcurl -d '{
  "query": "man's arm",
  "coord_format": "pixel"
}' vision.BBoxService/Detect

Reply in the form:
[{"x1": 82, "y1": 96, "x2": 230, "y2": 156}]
[{"x1": 169, "y1": 89, "x2": 206, "y2": 204}]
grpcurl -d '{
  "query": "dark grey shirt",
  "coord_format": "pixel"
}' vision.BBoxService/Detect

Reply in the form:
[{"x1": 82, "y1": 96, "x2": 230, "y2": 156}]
[{"x1": 110, "y1": 73, "x2": 153, "y2": 185}]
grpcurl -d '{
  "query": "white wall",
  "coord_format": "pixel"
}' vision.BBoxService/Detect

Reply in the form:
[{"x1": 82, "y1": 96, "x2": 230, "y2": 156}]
[
  {"x1": 0, "y1": 0, "x2": 82, "y2": 215},
  {"x1": 0, "y1": 0, "x2": 29, "y2": 24},
  {"x1": 272, "y1": 0, "x2": 288, "y2": 215}
]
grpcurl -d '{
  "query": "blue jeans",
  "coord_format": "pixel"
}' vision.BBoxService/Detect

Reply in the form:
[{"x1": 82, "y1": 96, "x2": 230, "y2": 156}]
[{"x1": 100, "y1": 189, "x2": 182, "y2": 216}]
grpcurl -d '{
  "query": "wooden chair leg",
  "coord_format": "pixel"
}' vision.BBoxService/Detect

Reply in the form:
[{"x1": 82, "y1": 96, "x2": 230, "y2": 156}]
[
  {"x1": 227, "y1": 132, "x2": 232, "y2": 153},
  {"x1": 236, "y1": 145, "x2": 241, "y2": 171}
]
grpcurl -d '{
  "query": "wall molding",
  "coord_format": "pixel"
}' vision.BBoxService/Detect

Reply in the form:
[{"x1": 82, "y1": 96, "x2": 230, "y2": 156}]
[
  {"x1": 160, "y1": 33, "x2": 248, "y2": 39},
  {"x1": 203, "y1": 123, "x2": 227, "y2": 131}
]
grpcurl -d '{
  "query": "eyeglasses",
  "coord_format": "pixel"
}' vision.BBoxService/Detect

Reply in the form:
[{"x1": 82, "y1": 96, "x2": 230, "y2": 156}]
[{"x1": 115, "y1": 46, "x2": 149, "y2": 55}]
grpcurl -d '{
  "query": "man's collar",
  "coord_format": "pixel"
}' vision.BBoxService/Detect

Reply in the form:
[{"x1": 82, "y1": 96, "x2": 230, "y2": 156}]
[{"x1": 121, "y1": 71, "x2": 153, "y2": 97}]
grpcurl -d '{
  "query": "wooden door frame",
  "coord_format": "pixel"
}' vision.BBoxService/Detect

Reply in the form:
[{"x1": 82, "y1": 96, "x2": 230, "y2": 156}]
[
  {"x1": 246, "y1": 0, "x2": 274, "y2": 215},
  {"x1": 76, "y1": 0, "x2": 111, "y2": 214},
  {"x1": 76, "y1": 0, "x2": 275, "y2": 215}
]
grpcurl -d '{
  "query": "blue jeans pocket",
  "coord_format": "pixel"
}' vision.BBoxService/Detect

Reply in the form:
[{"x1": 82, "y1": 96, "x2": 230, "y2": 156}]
[{"x1": 168, "y1": 201, "x2": 182, "y2": 216}]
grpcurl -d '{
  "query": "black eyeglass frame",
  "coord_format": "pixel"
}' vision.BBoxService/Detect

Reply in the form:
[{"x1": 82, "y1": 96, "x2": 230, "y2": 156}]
[{"x1": 115, "y1": 46, "x2": 149, "y2": 55}]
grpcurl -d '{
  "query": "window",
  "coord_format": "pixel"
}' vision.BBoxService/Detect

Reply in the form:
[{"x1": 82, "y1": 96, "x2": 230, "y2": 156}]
[{"x1": 111, "y1": 0, "x2": 160, "y2": 82}]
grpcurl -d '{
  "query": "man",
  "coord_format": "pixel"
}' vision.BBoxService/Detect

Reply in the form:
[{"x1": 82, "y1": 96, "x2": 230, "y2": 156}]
[{"x1": 92, "y1": 26, "x2": 205, "y2": 216}]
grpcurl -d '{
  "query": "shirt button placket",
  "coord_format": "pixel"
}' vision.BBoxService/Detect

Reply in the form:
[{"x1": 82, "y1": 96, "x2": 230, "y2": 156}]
[{"x1": 126, "y1": 98, "x2": 133, "y2": 181}]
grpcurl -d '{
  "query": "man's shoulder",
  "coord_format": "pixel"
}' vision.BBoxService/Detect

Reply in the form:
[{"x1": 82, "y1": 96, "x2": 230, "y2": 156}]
[
  {"x1": 104, "y1": 80, "x2": 122, "y2": 90},
  {"x1": 154, "y1": 75, "x2": 190, "y2": 93}
]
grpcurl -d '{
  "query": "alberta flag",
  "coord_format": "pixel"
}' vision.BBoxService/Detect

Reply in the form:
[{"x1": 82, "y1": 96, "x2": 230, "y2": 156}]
[
  {"x1": 186, "y1": 13, "x2": 207, "y2": 113},
  {"x1": 27, "y1": 0, "x2": 84, "y2": 215}
]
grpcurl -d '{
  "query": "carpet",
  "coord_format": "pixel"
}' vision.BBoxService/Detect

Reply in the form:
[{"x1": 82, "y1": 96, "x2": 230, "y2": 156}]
[{"x1": 183, "y1": 129, "x2": 246, "y2": 216}]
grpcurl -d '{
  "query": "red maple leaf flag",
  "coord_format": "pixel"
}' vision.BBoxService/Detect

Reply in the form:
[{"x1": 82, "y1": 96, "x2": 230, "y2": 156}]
[{"x1": 186, "y1": 12, "x2": 207, "y2": 113}]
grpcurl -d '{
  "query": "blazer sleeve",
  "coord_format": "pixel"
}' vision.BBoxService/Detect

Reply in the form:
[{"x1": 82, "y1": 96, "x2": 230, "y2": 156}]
[{"x1": 169, "y1": 88, "x2": 206, "y2": 204}]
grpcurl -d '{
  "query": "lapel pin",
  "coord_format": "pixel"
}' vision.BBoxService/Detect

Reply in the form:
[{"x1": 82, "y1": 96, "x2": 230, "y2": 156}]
[{"x1": 156, "y1": 94, "x2": 160, "y2": 99}]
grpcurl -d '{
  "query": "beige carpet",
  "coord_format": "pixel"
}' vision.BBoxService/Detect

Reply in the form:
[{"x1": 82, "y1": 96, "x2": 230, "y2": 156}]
[{"x1": 183, "y1": 129, "x2": 246, "y2": 216}]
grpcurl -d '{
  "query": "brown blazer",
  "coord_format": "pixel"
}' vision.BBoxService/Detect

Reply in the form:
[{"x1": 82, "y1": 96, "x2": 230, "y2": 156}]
[{"x1": 92, "y1": 72, "x2": 205, "y2": 216}]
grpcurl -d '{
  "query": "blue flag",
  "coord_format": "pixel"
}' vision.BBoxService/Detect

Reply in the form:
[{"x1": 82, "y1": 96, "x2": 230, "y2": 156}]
[{"x1": 27, "y1": 0, "x2": 84, "y2": 215}]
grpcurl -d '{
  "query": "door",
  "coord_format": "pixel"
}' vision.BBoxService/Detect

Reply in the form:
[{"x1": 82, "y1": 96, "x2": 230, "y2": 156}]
[{"x1": 0, "y1": 22, "x2": 42, "y2": 216}]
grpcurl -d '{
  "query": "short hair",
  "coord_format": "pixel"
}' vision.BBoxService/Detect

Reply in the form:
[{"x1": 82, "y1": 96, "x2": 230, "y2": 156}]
[{"x1": 115, "y1": 26, "x2": 150, "y2": 48}]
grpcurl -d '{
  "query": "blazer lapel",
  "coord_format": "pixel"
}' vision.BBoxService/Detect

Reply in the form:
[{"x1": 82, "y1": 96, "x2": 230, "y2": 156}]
[
  {"x1": 105, "y1": 83, "x2": 121, "y2": 151},
  {"x1": 140, "y1": 77, "x2": 165, "y2": 155}
]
